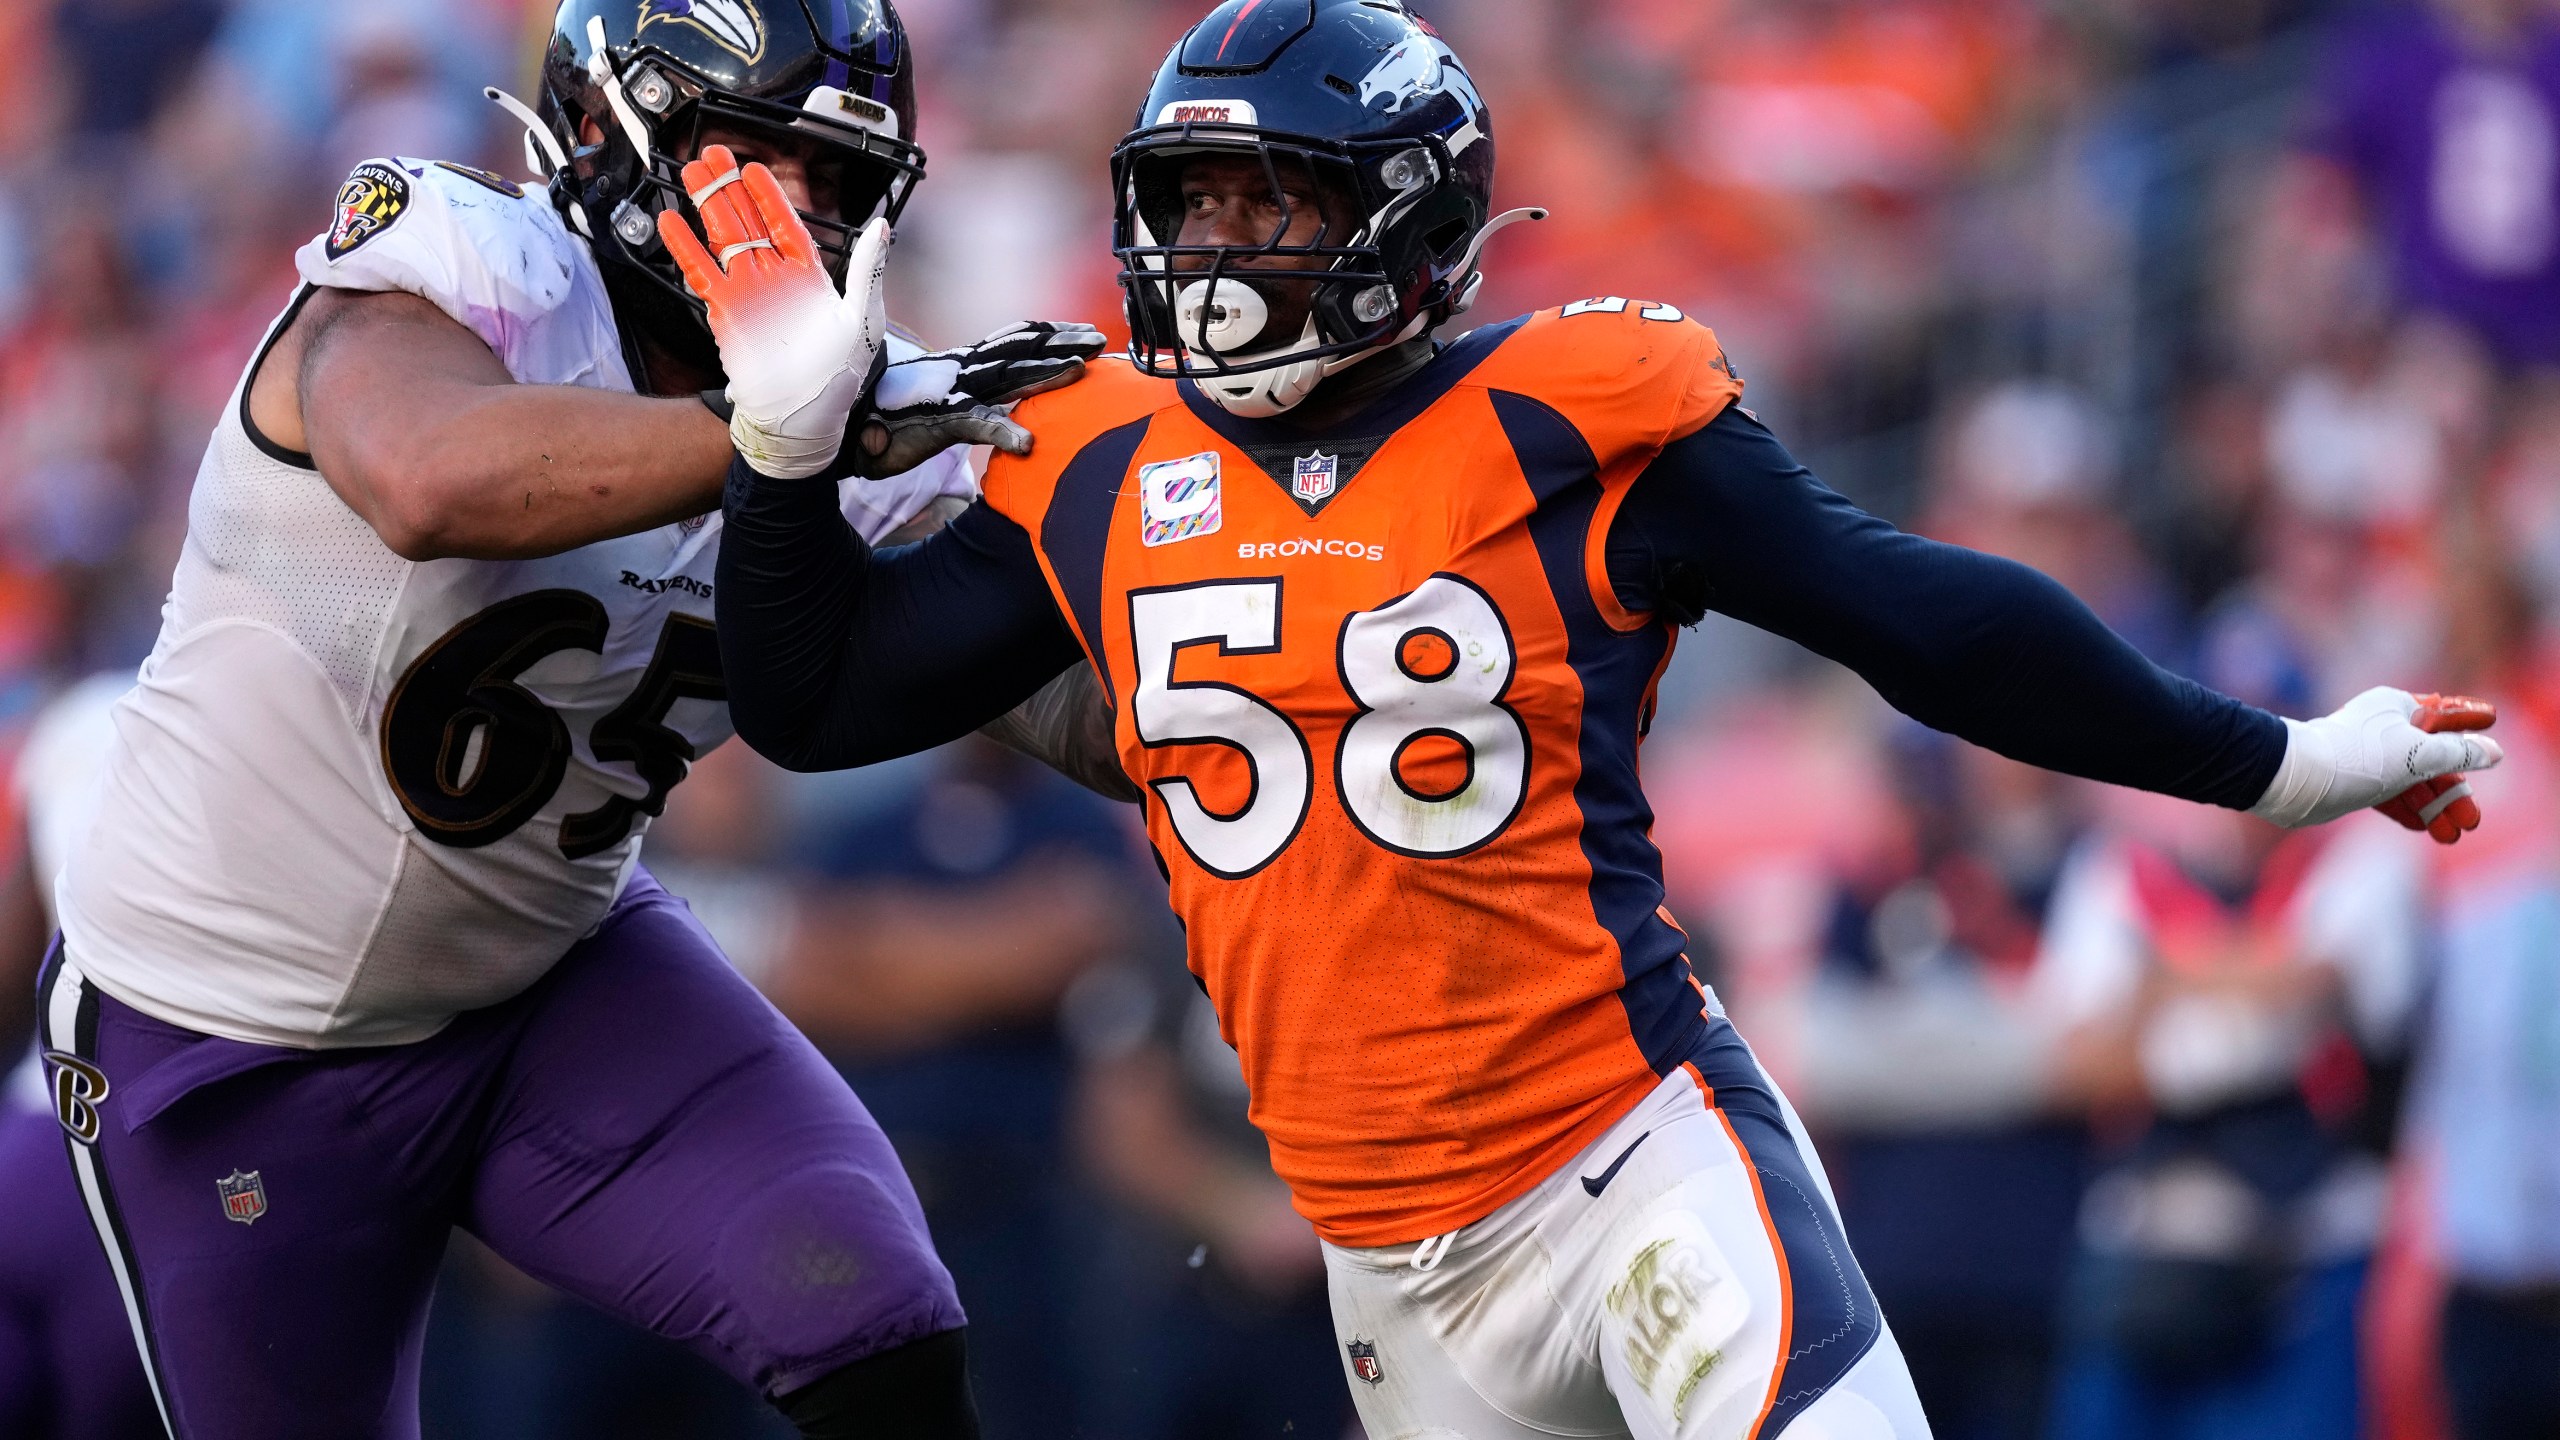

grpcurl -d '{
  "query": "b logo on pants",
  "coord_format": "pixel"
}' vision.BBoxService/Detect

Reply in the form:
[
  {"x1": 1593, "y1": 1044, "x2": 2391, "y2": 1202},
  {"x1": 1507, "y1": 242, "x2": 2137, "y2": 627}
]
[{"x1": 43, "y1": 1050, "x2": 109, "y2": 1145}]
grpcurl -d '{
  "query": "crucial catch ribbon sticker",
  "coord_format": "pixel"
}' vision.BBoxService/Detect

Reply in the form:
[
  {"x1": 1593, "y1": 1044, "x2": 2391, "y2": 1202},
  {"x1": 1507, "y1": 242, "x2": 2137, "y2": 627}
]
[{"x1": 1140, "y1": 452, "x2": 1223, "y2": 547}]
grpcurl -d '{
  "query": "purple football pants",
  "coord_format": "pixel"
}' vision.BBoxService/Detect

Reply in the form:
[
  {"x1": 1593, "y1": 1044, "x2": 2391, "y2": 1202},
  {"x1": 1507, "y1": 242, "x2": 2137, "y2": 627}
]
[
  {"x1": 34, "y1": 872, "x2": 962, "y2": 1440},
  {"x1": 0, "y1": 1103, "x2": 159, "y2": 1440}
]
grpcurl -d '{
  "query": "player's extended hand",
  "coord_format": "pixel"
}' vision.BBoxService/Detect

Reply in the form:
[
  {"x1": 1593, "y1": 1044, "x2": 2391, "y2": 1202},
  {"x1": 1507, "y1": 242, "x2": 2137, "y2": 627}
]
[
  {"x1": 837, "y1": 320, "x2": 1110, "y2": 480},
  {"x1": 657, "y1": 143, "x2": 888, "y2": 480},
  {"x1": 2250, "y1": 686, "x2": 2503, "y2": 844}
]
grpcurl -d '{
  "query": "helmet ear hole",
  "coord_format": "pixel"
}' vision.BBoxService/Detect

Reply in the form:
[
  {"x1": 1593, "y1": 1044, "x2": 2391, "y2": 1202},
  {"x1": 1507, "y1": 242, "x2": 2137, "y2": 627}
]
[{"x1": 1423, "y1": 218, "x2": 1468, "y2": 263}]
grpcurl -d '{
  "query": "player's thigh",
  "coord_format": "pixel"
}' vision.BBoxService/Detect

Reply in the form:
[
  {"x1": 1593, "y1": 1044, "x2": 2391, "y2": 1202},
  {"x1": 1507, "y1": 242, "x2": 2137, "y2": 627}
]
[
  {"x1": 39, "y1": 955, "x2": 459, "y2": 1440},
  {"x1": 1321, "y1": 1235, "x2": 1630, "y2": 1440},
  {"x1": 1580, "y1": 1057, "x2": 1925, "y2": 1440},
  {"x1": 0, "y1": 1302, "x2": 36, "y2": 1440},
  {"x1": 0, "y1": 1107, "x2": 158, "y2": 1440},
  {"x1": 464, "y1": 874, "x2": 962, "y2": 1399}
]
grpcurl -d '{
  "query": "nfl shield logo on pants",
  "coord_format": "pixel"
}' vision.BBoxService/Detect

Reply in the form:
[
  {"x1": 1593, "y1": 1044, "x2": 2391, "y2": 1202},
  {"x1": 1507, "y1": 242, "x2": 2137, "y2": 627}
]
[
  {"x1": 1293, "y1": 451, "x2": 1338, "y2": 505},
  {"x1": 217, "y1": 1169, "x2": 267, "y2": 1225},
  {"x1": 1346, "y1": 1338, "x2": 1384, "y2": 1384}
]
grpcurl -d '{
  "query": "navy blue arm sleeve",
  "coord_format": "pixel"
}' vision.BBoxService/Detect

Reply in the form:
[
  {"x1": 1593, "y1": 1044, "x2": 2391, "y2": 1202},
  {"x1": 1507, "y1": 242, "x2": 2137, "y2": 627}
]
[
  {"x1": 1605, "y1": 407, "x2": 2287, "y2": 809},
  {"x1": 715, "y1": 460, "x2": 1086, "y2": 772}
]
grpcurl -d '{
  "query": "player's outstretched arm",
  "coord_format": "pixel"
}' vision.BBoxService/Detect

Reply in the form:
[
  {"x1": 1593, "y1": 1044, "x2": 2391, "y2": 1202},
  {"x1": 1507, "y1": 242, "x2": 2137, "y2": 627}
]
[
  {"x1": 716, "y1": 457, "x2": 1085, "y2": 771},
  {"x1": 666, "y1": 144, "x2": 1099, "y2": 774},
  {"x1": 1611, "y1": 407, "x2": 2499, "y2": 841},
  {"x1": 260, "y1": 287, "x2": 737, "y2": 561}
]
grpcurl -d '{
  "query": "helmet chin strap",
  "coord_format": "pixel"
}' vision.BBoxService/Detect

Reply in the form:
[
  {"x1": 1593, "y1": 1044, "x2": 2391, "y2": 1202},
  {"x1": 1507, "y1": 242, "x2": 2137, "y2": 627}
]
[{"x1": 1191, "y1": 206, "x2": 1549, "y2": 419}]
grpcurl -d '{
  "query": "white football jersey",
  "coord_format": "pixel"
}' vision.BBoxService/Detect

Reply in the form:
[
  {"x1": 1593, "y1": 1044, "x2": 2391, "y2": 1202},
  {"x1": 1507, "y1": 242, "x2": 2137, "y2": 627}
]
[{"x1": 57, "y1": 157, "x2": 972, "y2": 1049}]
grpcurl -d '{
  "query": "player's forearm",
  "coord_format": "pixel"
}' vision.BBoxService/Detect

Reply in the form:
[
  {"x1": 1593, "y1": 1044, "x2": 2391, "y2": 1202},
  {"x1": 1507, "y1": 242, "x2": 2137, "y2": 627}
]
[
  {"x1": 0, "y1": 843, "x2": 43, "y2": 1063},
  {"x1": 327, "y1": 383, "x2": 732, "y2": 560},
  {"x1": 716, "y1": 462, "x2": 878, "y2": 770},
  {"x1": 873, "y1": 509, "x2": 1135, "y2": 802},
  {"x1": 291, "y1": 286, "x2": 736, "y2": 560},
  {"x1": 1840, "y1": 547, "x2": 2284, "y2": 805},
  {"x1": 1610, "y1": 408, "x2": 2286, "y2": 807},
  {"x1": 717, "y1": 460, "x2": 1084, "y2": 771},
  {"x1": 977, "y1": 664, "x2": 1140, "y2": 803}
]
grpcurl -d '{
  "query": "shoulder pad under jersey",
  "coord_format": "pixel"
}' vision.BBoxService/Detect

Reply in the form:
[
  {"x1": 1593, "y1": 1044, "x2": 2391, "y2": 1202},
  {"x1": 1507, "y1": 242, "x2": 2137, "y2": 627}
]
[
  {"x1": 293, "y1": 158, "x2": 628, "y2": 391},
  {"x1": 979, "y1": 357, "x2": 1176, "y2": 529},
  {"x1": 1469, "y1": 300, "x2": 1744, "y2": 468}
]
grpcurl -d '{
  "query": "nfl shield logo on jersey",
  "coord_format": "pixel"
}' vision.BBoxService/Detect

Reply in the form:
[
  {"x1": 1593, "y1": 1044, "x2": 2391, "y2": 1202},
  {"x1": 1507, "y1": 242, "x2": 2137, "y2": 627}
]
[
  {"x1": 216, "y1": 1169, "x2": 267, "y2": 1225},
  {"x1": 1346, "y1": 1338, "x2": 1385, "y2": 1385},
  {"x1": 1292, "y1": 451, "x2": 1338, "y2": 505}
]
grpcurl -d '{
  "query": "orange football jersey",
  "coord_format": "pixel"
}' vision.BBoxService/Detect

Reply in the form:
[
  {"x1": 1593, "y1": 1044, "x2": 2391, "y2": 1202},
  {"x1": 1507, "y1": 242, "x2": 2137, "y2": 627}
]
[{"x1": 983, "y1": 301, "x2": 1744, "y2": 1244}]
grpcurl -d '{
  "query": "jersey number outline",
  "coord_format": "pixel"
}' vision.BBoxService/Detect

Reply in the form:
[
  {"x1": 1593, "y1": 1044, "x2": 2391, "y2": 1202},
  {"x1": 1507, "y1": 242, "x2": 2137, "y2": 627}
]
[
  {"x1": 1127, "y1": 575, "x2": 1528, "y2": 878},
  {"x1": 1560, "y1": 296, "x2": 1685, "y2": 322},
  {"x1": 380, "y1": 591, "x2": 723, "y2": 856},
  {"x1": 1128, "y1": 579, "x2": 1312, "y2": 879}
]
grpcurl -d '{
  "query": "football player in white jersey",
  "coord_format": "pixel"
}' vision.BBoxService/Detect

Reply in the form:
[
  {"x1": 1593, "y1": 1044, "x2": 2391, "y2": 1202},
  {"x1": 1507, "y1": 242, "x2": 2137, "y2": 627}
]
[{"x1": 36, "y1": 2, "x2": 1103, "y2": 1435}]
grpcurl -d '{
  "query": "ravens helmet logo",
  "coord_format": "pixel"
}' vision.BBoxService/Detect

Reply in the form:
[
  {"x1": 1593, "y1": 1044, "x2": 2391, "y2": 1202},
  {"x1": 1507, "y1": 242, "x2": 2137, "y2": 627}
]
[{"x1": 637, "y1": 0, "x2": 766, "y2": 63}]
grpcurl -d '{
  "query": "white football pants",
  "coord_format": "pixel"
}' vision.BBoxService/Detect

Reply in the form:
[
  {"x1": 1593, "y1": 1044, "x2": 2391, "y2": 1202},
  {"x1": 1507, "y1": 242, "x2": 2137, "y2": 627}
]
[{"x1": 1321, "y1": 1061, "x2": 1931, "y2": 1440}]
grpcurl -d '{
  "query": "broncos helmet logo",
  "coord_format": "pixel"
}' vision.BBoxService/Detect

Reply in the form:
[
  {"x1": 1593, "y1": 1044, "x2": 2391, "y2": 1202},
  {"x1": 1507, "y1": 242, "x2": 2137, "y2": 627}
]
[
  {"x1": 637, "y1": 0, "x2": 765, "y2": 63},
  {"x1": 1357, "y1": 40, "x2": 1440, "y2": 113},
  {"x1": 1358, "y1": 38, "x2": 1481, "y2": 121}
]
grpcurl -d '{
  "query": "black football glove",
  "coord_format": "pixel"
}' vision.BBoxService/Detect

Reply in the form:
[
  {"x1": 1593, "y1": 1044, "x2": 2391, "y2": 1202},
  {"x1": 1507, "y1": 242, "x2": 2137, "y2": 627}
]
[{"x1": 837, "y1": 320, "x2": 1109, "y2": 479}]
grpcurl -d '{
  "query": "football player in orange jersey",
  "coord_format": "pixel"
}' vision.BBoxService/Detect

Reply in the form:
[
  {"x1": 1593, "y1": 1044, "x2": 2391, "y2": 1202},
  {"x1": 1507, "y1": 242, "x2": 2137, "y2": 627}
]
[{"x1": 672, "y1": 3, "x2": 2501, "y2": 1436}]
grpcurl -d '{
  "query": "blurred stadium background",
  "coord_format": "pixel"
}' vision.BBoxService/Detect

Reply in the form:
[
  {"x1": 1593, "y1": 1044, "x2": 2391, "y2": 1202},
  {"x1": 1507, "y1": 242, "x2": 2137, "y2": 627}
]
[{"x1": 5, "y1": 0, "x2": 2560, "y2": 1437}]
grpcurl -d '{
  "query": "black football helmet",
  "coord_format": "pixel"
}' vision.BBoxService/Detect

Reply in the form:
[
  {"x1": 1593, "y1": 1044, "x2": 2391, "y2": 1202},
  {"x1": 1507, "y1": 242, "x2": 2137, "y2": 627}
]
[
  {"x1": 1113, "y1": 0, "x2": 1538, "y2": 416},
  {"x1": 495, "y1": 0, "x2": 926, "y2": 384}
]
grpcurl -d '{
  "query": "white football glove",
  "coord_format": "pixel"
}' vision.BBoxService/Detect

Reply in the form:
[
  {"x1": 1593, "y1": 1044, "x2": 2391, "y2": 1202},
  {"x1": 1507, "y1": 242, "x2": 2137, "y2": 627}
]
[
  {"x1": 842, "y1": 320, "x2": 1109, "y2": 479},
  {"x1": 2249, "y1": 686, "x2": 2502, "y2": 843},
  {"x1": 658, "y1": 143, "x2": 888, "y2": 480}
]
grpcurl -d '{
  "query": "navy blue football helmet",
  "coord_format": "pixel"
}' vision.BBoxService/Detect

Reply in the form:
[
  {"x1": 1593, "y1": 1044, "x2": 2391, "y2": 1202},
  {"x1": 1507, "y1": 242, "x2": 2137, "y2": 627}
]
[
  {"x1": 495, "y1": 0, "x2": 926, "y2": 382},
  {"x1": 1114, "y1": 0, "x2": 1539, "y2": 415}
]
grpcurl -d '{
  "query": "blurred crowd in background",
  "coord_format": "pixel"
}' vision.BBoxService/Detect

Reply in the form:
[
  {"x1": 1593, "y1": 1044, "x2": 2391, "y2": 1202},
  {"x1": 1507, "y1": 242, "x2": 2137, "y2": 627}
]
[{"x1": 2, "y1": 0, "x2": 2559, "y2": 1437}]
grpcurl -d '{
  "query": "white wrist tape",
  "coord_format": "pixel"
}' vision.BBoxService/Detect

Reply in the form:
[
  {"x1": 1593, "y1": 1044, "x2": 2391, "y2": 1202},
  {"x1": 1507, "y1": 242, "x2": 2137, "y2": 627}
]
[{"x1": 2248, "y1": 716, "x2": 2325, "y2": 828}]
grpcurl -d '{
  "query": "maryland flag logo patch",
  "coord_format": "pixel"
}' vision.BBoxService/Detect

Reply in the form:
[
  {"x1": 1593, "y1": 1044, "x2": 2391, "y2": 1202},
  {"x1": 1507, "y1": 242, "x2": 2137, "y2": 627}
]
[{"x1": 326, "y1": 161, "x2": 411, "y2": 261}]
